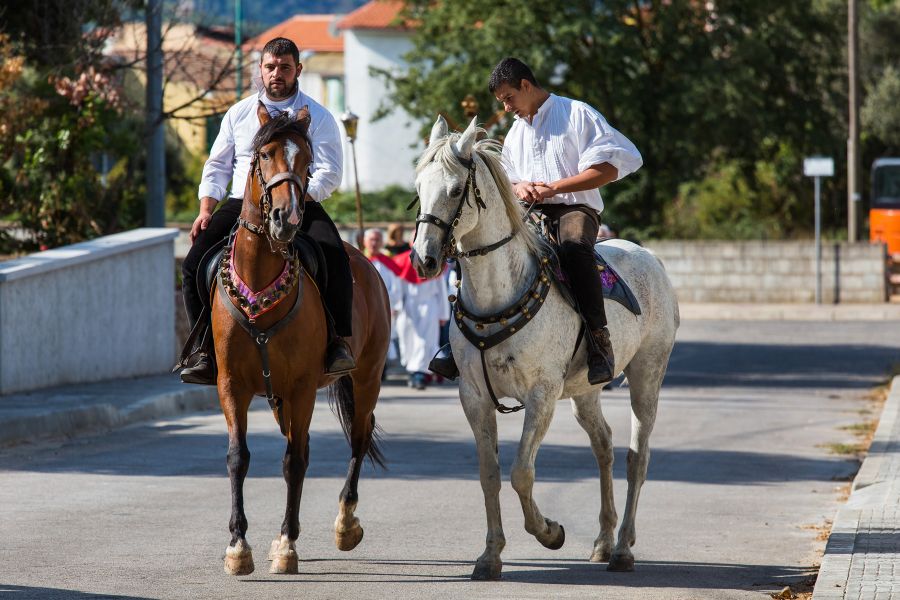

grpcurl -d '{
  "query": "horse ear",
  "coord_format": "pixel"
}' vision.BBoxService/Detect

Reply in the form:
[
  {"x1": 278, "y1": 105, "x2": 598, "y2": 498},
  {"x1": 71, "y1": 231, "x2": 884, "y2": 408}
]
[
  {"x1": 453, "y1": 117, "x2": 478, "y2": 159},
  {"x1": 296, "y1": 105, "x2": 311, "y2": 132},
  {"x1": 429, "y1": 115, "x2": 448, "y2": 147},
  {"x1": 257, "y1": 101, "x2": 270, "y2": 126}
]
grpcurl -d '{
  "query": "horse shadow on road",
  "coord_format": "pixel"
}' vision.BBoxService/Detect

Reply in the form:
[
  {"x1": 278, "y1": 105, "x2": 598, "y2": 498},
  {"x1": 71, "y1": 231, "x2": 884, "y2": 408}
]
[{"x1": 0, "y1": 419, "x2": 859, "y2": 486}]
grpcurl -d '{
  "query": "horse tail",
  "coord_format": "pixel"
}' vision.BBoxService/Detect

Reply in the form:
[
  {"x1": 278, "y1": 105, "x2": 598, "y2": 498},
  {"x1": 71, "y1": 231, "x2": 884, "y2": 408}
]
[{"x1": 328, "y1": 375, "x2": 387, "y2": 470}]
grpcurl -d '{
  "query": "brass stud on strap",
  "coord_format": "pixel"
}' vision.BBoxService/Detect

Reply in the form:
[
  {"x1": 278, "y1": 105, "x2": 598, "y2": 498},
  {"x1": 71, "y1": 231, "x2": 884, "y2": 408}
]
[
  {"x1": 448, "y1": 294, "x2": 457, "y2": 303},
  {"x1": 500, "y1": 318, "x2": 507, "y2": 325},
  {"x1": 475, "y1": 323, "x2": 484, "y2": 331},
  {"x1": 478, "y1": 341, "x2": 485, "y2": 348},
  {"x1": 510, "y1": 327, "x2": 516, "y2": 333}
]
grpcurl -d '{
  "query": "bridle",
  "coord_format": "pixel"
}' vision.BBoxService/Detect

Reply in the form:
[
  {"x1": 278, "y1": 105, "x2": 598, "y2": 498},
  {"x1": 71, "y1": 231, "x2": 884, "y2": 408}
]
[
  {"x1": 411, "y1": 152, "x2": 515, "y2": 261},
  {"x1": 238, "y1": 147, "x2": 310, "y2": 255}
]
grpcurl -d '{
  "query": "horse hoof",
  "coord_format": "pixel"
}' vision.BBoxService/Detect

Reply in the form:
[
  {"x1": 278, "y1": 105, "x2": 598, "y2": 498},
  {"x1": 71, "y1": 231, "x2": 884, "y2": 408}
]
[
  {"x1": 471, "y1": 559, "x2": 502, "y2": 581},
  {"x1": 267, "y1": 537, "x2": 280, "y2": 561},
  {"x1": 224, "y1": 541, "x2": 254, "y2": 576},
  {"x1": 335, "y1": 525, "x2": 364, "y2": 551},
  {"x1": 607, "y1": 553, "x2": 635, "y2": 572},
  {"x1": 590, "y1": 548, "x2": 611, "y2": 563},
  {"x1": 269, "y1": 549, "x2": 299, "y2": 574},
  {"x1": 539, "y1": 519, "x2": 565, "y2": 550}
]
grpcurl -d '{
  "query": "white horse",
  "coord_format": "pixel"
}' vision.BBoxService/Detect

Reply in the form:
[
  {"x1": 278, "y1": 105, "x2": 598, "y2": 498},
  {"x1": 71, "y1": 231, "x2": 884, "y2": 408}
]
[{"x1": 411, "y1": 116, "x2": 679, "y2": 580}]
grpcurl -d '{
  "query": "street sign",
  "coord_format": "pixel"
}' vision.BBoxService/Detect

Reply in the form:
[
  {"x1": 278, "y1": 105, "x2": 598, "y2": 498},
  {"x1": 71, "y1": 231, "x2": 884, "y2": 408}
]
[
  {"x1": 804, "y1": 157, "x2": 834, "y2": 177},
  {"x1": 803, "y1": 156, "x2": 834, "y2": 305}
]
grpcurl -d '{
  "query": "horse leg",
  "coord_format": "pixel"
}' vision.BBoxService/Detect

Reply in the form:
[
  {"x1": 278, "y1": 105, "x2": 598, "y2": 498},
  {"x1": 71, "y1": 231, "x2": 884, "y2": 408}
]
[
  {"x1": 510, "y1": 386, "x2": 565, "y2": 551},
  {"x1": 571, "y1": 391, "x2": 617, "y2": 563},
  {"x1": 334, "y1": 372, "x2": 381, "y2": 551},
  {"x1": 608, "y1": 348, "x2": 667, "y2": 572},
  {"x1": 269, "y1": 388, "x2": 315, "y2": 574},
  {"x1": 459, "y1": 381, "x2": 505, "y2": 581},
  {"x1": 221, "y1": 387, "x2": 255, "y2": 576}
]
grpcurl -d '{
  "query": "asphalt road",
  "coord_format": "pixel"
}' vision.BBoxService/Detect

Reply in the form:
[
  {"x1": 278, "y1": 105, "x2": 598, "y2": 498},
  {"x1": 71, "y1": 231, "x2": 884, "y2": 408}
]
[{"x1": 1, "y1": 320, "x2": 899, "y2": 600}]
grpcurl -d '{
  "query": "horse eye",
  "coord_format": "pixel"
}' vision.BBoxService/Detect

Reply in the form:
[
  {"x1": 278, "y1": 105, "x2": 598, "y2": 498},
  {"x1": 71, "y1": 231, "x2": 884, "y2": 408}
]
[
  {"x1": 260, "y1": 152, "x2": 269, "y2": 161},
  {"x1": 450, "y1": 186, "x2": 463, "y2": 198}
]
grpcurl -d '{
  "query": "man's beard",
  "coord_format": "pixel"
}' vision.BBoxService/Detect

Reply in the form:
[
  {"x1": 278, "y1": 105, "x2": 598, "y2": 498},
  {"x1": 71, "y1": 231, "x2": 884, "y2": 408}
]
[{"x1": 265, "y1": 79, "x2": 297, "y2": 99}]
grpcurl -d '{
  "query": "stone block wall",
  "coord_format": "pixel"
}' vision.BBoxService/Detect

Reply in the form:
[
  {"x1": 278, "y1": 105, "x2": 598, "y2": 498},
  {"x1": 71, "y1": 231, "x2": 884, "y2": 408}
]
[
  {"x1": 644, "y1": 241, "x2": 887, "y2": 303},
  {"x1": 0, "y1": 228, "x2": 179, "y2": 394}
]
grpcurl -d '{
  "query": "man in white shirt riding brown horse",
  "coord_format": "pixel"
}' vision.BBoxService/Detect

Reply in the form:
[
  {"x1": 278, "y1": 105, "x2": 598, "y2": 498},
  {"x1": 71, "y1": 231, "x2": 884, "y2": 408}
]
[
  {"x1": 430, "y1": 57, "x2": 642, "y2": 386},
  {"x1": 180, "y1": 37, "x2": 355, "y2": 384}
]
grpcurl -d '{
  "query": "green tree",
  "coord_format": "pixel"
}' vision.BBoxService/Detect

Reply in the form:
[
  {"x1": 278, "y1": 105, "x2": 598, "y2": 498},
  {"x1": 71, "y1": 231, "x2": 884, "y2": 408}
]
[{"x1": 381, "y1": 0, "x2": 847, "y2": 237}]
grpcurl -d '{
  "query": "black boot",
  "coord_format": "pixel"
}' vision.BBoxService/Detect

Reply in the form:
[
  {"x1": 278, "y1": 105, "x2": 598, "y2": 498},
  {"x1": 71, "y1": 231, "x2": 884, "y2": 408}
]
[
  {"x1": 180, "y1": 353, "x2": 216, "y2": 385},
  {"x1": 429, "y1": 343, "x2": 459, "y2": 380},
  {"x1": 587, "y1": 327, "x2": 615, "y2": 386},
  {"x1": 325, "y1": 337, "x2": 356, "y2": 375}
]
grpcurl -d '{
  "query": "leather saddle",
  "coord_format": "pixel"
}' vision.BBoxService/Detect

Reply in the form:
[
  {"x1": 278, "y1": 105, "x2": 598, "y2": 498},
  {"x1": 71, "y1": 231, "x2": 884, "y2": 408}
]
[{"x1": 544, "y1": 242, "x2": 642, "y2": 317}]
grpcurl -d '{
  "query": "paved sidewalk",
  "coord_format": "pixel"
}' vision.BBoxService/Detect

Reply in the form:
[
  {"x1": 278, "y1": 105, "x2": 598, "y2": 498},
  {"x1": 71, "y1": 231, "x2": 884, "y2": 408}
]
[
  {"x1": 0, "y1": 374, "x2": 217, "y2": 447},
  {"x1": 680, "y1": 302, "x2": 900, "y2": 321},
  {"x1": 814, "y1": 376, "x2": 900, "y2": 599}
]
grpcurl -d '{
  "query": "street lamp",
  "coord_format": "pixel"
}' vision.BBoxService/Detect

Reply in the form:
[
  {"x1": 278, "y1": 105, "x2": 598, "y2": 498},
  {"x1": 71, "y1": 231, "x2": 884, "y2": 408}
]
[{"x1": 340, "y1": 109, "x2": 364, "y2": 248}]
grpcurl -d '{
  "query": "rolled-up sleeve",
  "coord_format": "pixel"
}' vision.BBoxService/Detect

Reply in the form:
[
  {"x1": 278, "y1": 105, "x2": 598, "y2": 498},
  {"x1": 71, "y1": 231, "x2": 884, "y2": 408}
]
[
  {"x1": 306, "y1": 111, "x2": 343, "y2": 202},
  {"x1": 576, "y1": 105, "x2": 643, "y2": 181},
  {"x1": 198, "y1": 108, "x2": 236, "y2": 201}
]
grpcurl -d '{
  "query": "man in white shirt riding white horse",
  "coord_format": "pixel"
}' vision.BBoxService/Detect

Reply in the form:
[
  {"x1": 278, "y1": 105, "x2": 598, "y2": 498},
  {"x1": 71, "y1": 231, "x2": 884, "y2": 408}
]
[
  {"x1": 180, "y1": 37, "x2": 354, "y2": 384},
  {"x1": 430, "y1": 57, "x2": 642, "y2": 386}
]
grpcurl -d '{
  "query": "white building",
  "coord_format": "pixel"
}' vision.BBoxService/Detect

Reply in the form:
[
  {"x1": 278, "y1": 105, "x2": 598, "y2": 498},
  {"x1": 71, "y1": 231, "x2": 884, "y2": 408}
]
[{"x1": 338, "y1": 1, "x2": 421, "y2": 191}]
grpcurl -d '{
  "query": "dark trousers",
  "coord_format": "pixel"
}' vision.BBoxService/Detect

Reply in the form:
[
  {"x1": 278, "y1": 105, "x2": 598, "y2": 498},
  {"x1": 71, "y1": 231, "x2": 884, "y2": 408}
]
[
  {"x1": 182, "y1": 198, "x2": 353, "y2": 337},
  {"x1": 538, "y1": 204, "x2": 608, "y2": 331}
]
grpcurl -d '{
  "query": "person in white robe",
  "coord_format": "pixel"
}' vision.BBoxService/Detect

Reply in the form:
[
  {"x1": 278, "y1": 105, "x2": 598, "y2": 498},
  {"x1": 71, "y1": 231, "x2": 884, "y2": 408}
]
[{"x1": 395, "y1": 260, "x2": 450, "y2": 390}]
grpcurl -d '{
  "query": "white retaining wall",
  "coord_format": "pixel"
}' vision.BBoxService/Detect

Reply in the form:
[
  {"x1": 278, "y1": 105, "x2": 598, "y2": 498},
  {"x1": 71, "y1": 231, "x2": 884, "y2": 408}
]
[
  {"x1": 645, "y1": 241, "x2": 888, "y2": 303},
  {"x1": 0, "y1": 228, "x2": 179, "y2": 394}
]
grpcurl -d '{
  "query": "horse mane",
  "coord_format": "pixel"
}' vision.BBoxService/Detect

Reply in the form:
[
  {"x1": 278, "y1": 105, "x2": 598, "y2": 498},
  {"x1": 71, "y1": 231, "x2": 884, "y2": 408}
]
[
  {"x1": 252, "y1": 110, "x2": 312, "y2": 155},
  {"x1": 417, "y1": 130, "x2": 548, "y2": 259}
]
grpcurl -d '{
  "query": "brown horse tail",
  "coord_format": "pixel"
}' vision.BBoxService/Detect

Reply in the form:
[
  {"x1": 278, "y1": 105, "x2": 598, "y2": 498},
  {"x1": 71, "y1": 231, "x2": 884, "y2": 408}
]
[{"x1": 328, "y1": 375, "x2": 387, "y2": 470}]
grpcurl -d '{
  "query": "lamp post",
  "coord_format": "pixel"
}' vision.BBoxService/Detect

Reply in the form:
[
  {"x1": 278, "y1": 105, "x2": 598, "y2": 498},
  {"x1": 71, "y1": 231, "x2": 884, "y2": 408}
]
[{"x1": 341, "y1": 110, "x2": 364, "y2": 248}]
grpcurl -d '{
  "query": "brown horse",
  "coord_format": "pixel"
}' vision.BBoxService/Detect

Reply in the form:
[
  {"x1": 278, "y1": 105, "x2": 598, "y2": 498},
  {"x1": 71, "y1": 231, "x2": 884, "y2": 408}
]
[{"x1": 211, "y1": 103, "x2": 391, "y2": 576}]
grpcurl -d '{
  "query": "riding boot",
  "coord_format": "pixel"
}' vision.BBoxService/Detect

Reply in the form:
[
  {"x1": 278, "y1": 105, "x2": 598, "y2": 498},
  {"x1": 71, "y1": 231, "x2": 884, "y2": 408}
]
[
  {"x1": 325, "y1": 337, "x2": 356, "y2": 375},
  {"x1": 429, "y1": 343, "x2": 459, "y2": 380},
  {"x1": 180, "y1": 324, "x2": 217, "y2": 386},
  {"x1": 587, "y1": 327, "x2": 615, "y2": 386}
]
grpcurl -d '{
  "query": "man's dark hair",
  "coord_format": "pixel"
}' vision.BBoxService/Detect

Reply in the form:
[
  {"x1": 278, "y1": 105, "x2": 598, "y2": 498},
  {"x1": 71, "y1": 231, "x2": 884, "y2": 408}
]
[
  {"x1": 261, "y1": 37, "x2": 300, "y2": 64},
  {"x1": 489, "y1": 57, "x2": 539, "y2": 93}
]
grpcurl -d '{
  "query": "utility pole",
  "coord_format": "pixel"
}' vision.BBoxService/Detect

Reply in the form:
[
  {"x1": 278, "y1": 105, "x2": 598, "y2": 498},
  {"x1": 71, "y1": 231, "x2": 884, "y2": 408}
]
[
  {"x1": 145, "y1": 0, "x2": 165, "y2": 227},
  {"x1": 235, "y1": 0, "x2": 243, "y2": 100},
  {"x1": 848, "y1": 0, "x2": 860, "y2": 242}
]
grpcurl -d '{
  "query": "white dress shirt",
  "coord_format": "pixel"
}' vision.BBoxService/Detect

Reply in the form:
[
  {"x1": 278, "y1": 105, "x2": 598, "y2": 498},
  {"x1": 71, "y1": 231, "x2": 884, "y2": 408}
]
[
  {"x1": 501, "y1": 94, "x2": 642, "y2": 213},
  {"x1": 198, "y1": 89, "x2": 343, "y2": 203}
]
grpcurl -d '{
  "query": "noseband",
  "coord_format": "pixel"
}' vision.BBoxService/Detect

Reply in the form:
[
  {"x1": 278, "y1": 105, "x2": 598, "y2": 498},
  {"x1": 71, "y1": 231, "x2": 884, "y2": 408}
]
[
  {"x1": 238, "y1": 150, "x2": 309, "y2": 251},
  {"x1": 412, "y1": 153, "x2": 515, "y2": 260}
]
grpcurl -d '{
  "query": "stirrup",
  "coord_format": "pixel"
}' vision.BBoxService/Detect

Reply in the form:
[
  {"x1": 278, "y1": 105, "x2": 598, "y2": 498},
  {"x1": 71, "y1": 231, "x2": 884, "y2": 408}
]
[{"x1": 429, "y1": 343, "x2": 459, "y2": 380}]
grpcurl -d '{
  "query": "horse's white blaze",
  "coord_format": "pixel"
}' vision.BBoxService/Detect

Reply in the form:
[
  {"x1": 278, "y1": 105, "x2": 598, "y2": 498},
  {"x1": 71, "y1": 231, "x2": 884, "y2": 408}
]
[
  {"x1": 413, "y1": 117, "x2": 679, "y2": 577},
  {"x1": 283, "y1": 139, "x2": 301, "y2": 226}
]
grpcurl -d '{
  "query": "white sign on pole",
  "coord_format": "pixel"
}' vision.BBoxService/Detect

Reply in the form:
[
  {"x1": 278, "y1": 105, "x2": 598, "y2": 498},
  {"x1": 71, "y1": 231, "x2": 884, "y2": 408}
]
[{"x1": 804, "y1": 157, "x2": 834, "y2": 177}]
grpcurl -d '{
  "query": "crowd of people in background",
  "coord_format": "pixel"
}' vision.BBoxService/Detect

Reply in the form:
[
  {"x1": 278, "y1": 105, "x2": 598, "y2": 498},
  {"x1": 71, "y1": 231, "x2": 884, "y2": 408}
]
[{"x1": 363, "y1": 225, "x2": 449, "y2": 390}]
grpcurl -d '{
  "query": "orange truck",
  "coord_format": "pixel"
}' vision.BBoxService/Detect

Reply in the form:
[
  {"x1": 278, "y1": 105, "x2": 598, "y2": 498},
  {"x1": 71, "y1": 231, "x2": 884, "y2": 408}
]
[{"x1": 870, "y1": 158, "x2": 900, "y2": 255}]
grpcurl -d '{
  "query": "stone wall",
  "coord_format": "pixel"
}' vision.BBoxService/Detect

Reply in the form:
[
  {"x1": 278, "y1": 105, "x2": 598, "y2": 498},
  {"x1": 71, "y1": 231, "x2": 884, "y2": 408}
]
[
  {"x1": 645, "y1": 241, "x2": 888, "y2": 303},
  {"x1": 0, "y1": 228, "x2": 179, "y2": 394}
]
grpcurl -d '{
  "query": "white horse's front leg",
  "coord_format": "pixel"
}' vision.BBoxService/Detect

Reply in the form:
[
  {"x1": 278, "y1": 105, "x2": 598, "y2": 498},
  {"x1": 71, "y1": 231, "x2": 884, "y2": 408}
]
[
  {"x1": 571, "y1": 392, "x2": 617, "y2": 562},
  {"x1": 510, "y1": 386, "x2": 565, "y2": 551},
  {"x1": 459, "y1": 380, "x2": 505, "y2": 580}
]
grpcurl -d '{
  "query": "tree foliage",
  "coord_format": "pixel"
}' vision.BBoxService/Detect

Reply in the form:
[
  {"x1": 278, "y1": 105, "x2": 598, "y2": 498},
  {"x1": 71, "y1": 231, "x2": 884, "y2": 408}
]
[{"x1": 380, "y1": 0, "x2": 861, "y2": 238}]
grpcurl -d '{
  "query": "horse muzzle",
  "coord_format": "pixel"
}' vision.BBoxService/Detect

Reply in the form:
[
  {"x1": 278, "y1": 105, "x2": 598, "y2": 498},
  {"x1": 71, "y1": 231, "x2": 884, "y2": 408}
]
[
  {"x1": 269, "y1": 207, "x2": 299, "y2": 243},
  {"x1": 411, "y1": 248, "x2": 441, "y2": 279}
]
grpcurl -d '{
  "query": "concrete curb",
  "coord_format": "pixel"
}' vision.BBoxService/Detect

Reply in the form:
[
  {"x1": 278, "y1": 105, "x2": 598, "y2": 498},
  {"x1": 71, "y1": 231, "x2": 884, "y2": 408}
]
[
  {"x1": 812, "y1": 376, "x2": 900, "y2": 599},
  {"x1": 0, "y1": 386, "x2": 219, "y2": 447}
]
